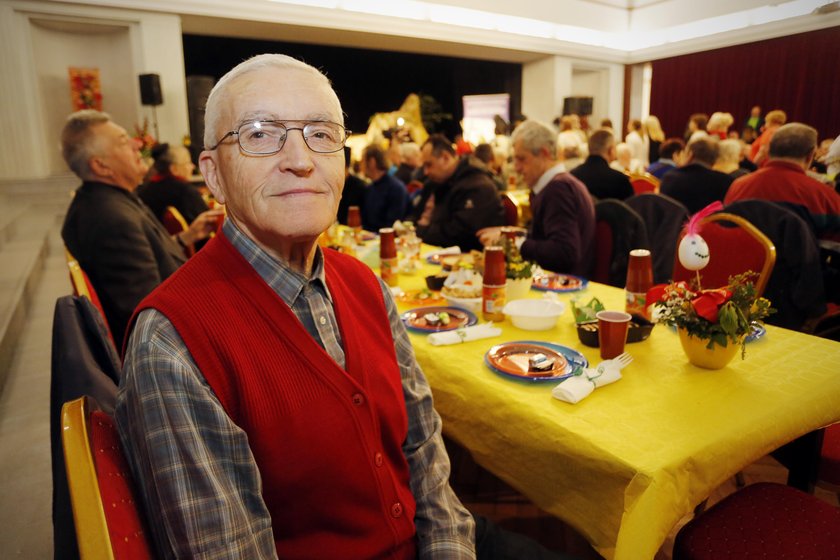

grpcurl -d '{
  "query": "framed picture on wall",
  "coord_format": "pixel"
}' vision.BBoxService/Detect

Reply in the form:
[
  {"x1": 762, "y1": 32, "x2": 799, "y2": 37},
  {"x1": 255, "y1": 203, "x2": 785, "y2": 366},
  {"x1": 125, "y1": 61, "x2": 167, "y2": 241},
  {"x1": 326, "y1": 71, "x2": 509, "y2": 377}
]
[{"x1": 68, "y1": 67, "x2": 102, "y2": 111}]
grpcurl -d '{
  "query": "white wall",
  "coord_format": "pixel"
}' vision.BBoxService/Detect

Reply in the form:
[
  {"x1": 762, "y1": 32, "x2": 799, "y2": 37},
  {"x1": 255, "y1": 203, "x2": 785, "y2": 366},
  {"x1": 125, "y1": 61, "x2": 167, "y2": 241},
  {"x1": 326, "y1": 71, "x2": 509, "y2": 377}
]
[
  {"x1": 0, "y1": 0, "x2": 189, "y2": 180},
  {"x1": 522, "y1": 55, "x2": 624, "y2": 131}
]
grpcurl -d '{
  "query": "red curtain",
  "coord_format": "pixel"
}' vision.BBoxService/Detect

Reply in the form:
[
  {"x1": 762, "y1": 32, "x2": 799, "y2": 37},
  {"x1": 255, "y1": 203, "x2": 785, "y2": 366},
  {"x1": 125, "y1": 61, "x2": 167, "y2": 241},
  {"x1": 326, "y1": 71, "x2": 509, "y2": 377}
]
[{"x1": 650, "y1": 26, "x2": 840, "y2": 142}]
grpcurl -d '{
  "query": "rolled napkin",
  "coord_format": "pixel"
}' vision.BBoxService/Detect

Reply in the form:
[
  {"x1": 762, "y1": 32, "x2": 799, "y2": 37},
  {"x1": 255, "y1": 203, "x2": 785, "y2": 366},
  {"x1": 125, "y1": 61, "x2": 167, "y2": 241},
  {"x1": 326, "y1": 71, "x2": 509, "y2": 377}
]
[
  {"x1": 425, "y1": 246, "x2": 461, "y2": 259},
  {"x1": 427, "y1": 323, "x2": 502, "y2": 346},
  {"x1": 551, "y1": 366, "x2": 622, "y2": 404}
]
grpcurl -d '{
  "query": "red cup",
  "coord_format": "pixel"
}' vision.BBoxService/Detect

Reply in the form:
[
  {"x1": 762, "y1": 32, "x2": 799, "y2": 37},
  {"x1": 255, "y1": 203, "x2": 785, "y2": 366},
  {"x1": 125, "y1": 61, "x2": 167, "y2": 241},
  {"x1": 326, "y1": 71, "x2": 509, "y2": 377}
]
[
  {"x1": 597, "y1": 310, "x2": 632, "y2": 359},
  {"x1": 347, "y1": 206, "x2": 361, "y2": 229}
]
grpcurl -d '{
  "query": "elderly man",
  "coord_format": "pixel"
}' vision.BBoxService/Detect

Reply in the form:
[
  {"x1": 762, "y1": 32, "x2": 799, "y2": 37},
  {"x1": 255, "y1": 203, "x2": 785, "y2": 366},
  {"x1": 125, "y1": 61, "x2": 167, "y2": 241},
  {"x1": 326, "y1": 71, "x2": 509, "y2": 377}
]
[
  {"x1": 416, "y1": 134, "x2": 504, "y2": 251},
  {"x1": 660, "y1": 137, "x2": 733, "y2": 214},
  {"x1": 726, "y1": 123, "x2": 840, "y2": 241},
  {"x1": 570, "y1": 129, "x2": 634, "y2": 200},
  {"x1": 478, "y1": 120, "x2": 595, "y2": 276},
  {"x1": 60, "y1": 110, "x2": 220, "y2": 348},
  {"x1": 116, "y1": 54, "x2": 477, "y2": 559}
]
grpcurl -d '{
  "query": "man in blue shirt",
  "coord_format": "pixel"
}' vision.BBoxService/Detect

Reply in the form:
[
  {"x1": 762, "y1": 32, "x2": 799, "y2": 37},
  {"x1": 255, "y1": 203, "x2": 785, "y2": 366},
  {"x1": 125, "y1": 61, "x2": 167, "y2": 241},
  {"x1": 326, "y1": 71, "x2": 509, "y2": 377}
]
[{"x1": 362, "y1": 144, "x2": 409, "y2": 231}]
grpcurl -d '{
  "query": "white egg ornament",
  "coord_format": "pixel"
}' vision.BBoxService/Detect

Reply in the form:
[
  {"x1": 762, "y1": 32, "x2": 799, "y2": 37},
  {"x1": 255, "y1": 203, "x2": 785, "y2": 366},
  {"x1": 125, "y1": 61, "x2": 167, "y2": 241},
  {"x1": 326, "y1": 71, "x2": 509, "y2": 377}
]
[{"x1": 678, "y1": 233, "x2": 710, "y2": 271}]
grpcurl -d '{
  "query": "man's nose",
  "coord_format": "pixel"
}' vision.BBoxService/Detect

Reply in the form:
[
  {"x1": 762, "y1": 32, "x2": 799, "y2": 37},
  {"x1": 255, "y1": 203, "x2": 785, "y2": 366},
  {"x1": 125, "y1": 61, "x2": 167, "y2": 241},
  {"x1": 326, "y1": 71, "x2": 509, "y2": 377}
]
[{"x1": 278, "y1": 129, "x2": 315, "y2": 174}]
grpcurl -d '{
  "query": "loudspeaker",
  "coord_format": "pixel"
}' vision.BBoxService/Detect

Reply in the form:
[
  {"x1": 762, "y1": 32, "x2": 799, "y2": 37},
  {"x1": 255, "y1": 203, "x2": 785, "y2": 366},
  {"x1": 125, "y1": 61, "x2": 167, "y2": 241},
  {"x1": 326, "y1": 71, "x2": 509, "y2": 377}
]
[
  {"x1": 139, "y1": 74, "x2": 163, "y2": 106},
  {"x1": 562, "y1": 96, "x2": 593, "y2": 116}
]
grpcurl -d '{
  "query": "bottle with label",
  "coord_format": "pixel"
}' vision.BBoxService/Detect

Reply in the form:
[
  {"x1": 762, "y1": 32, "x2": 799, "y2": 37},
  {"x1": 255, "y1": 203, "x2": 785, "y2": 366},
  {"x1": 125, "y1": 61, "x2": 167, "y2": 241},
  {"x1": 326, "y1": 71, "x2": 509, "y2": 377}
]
[
  {"x1": 482, "y1": 246, "x2": 506, "y2": 322},
  {"x1": 379, "y1": 228, "x2": 399, "y2": 287},
  {"x1": 625, "y1": 249, "x2": 653, "y2": 321}
]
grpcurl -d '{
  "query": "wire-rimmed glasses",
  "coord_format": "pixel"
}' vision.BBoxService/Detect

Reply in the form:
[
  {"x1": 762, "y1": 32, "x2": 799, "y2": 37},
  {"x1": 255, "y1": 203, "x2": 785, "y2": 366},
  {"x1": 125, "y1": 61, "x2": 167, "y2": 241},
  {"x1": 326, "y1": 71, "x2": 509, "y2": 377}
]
[{"x1": 209, "y1": 120, "x2": 350, "y2": 155}]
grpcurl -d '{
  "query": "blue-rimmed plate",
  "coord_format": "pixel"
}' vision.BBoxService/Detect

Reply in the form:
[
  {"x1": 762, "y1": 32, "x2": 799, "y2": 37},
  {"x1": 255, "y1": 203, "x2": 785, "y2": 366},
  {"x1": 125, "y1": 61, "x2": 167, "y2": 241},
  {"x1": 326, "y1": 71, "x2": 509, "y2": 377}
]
[
  {"x1": 485, "y1": 340, "x2": 588, "y2": 383},
  {"x1": 745, "y1": 322, "x2": 767, "y2": 343},
  {"x1": 401, "y1": 306, "x2": 478, "y2": 333},
  {"x1": 532, "y1": 273, "x2": 588, "y2": 293}
]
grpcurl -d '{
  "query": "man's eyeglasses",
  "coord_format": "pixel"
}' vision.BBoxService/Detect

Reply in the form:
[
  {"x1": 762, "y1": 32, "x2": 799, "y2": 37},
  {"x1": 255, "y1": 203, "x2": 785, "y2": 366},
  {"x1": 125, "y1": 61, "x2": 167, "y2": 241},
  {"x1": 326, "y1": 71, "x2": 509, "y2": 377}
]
[{"x1": 209, "y1": 120, "x2": 350, "y2": 155}]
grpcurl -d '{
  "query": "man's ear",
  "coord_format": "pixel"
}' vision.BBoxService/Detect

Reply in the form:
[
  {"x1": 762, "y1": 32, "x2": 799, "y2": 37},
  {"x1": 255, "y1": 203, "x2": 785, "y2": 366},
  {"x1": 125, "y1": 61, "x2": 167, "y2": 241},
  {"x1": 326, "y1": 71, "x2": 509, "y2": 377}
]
[
  {"x1": 199, "y1": 151, "x2": 226, "y2": 204},
  {"x1": 88, "y1": 155, "x2": 110, "y2": 179}
]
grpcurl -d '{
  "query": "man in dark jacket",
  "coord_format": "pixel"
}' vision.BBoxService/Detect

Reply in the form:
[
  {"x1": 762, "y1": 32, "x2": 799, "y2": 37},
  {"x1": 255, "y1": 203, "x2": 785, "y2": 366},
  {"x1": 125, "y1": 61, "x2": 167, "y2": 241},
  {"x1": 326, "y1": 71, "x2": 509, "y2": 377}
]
[
  {"x1": 571, "y1": 129, "x2": 634, "y2": 200},
  {"x1": 660, "y1": 136, "x2": 733, "y2": 214},
  {"x1": 60, "y1": 110, "x2": 219, "y2": 348},
  {"x1": 417, "y1": 134, "x2": 504, "y2": 251}
]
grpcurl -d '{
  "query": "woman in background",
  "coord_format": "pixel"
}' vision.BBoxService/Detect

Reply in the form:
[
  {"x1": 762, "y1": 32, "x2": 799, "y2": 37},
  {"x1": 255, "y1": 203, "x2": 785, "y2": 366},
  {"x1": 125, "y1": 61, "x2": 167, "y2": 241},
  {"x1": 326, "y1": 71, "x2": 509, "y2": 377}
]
[
  {"x1": 643, "y1": 115, "x2": 665, "y2": 164},
  {"x1": 137, "y1": 143, "x2": 208, "y2": 224}
]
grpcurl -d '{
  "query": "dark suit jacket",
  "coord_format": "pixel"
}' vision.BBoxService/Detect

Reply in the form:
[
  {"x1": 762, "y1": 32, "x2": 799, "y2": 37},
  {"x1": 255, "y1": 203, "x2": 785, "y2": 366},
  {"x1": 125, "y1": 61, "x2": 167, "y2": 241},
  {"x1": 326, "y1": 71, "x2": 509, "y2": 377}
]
[
  {"x1": 137, "y1": 174, "x2": 209, "y2": 224},
  {"x1": 660, "y1": 164, "x2": 733, "y2": 214},
  {"x1": 62, "y1": 181, "x2": 187, "y2": 348},
  {"x1": 570, "y1": 155, "x2": 634, "y2": 201},
  {"x1": 521, "y1": 173, "x2": 595, "y2": 277}
]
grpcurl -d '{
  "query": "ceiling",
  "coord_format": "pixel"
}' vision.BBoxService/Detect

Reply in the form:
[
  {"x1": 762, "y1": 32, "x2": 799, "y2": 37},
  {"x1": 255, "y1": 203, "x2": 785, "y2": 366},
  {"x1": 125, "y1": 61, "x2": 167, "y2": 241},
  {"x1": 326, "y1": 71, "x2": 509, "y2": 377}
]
[{"x1": 56, "y1": 0, "x2": 840, "y2": 63}]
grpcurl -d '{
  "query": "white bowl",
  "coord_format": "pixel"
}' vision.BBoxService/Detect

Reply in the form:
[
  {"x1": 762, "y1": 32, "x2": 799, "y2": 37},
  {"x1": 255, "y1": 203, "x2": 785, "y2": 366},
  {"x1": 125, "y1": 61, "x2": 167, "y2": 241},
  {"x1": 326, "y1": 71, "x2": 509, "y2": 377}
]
[
  {"x1": 444, "y1": 295, "x2": 482, "y2": 314},
  {"x1": 503, "y1": 299, "x2": 566, "y2": 331}
]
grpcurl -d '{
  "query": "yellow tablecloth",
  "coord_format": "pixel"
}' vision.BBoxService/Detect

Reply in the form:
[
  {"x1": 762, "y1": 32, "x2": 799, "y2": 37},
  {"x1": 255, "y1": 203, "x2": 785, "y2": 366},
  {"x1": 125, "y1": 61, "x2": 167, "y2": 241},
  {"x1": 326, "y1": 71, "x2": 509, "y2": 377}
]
[{"x1": 386, "y1": 256, "x2": 840, "y2": 560}]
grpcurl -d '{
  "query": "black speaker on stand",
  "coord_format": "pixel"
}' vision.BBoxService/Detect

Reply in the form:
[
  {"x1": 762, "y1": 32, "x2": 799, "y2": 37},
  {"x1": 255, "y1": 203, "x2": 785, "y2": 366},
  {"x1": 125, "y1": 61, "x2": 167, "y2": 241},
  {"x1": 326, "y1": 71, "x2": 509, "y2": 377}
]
[
  {"x1": 139, "y1": 73, "x2": 163, "y2": 139},
  {"x1": 562, "y1": 96, "x2": 593, "y2": 116}
]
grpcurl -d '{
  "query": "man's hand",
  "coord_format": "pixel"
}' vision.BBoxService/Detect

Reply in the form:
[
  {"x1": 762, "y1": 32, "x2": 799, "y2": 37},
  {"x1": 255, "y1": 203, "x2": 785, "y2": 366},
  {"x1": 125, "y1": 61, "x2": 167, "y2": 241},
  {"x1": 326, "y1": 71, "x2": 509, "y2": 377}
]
[
  {"x1": 180, "y1": 209, "x2": 225, "y2": 246},
  {"x1": 476, "y1": 226, "x2": 502, "y2": 247}
]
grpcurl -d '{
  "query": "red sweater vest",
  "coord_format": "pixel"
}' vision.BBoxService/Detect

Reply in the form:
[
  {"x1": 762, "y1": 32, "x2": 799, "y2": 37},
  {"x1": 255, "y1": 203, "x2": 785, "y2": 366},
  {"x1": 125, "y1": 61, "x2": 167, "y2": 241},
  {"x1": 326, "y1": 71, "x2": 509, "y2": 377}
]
[{"x1": 134, "y1": 234, "x2": 417, "y2": 559}]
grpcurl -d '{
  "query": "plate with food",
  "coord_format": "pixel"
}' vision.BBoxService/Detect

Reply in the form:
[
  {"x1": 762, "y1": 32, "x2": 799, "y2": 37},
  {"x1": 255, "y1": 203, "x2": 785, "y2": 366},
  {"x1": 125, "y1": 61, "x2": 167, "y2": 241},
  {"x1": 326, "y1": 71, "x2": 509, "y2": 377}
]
[
  {"x1": 426, "y1": 251, "x2": 463, "y2": 265},
  {"x1": 485, "y1": 341, "x2": 587, "y2": 382},
  {"x1": 401, "y1": 306, "x2": 478, "y2": 333},
  {"x1": 532, "y1": 273, "x2": 588, "y2": 293},
  {"x1": 396, "y1": 288, "x2": 447, "y2": 307}
]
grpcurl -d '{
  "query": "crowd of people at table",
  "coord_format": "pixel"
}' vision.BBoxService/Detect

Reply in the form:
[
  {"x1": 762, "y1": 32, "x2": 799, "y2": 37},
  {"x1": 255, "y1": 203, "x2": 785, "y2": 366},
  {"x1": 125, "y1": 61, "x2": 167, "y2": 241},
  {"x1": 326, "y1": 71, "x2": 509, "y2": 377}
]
[{"x1": 55, "y1": 49, "x2": 840, "y2": 558}]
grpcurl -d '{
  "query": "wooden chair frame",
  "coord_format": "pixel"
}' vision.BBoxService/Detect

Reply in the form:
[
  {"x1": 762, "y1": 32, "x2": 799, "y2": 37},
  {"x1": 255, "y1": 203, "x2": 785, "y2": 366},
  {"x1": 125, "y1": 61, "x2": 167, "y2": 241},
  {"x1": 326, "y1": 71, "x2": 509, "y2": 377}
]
[
  {"x1": 628, "y1": 173, "x2": 660, "y2": 195},
  {"x1": 701, "y1": 212, "x2": 776, "y2": 297}
]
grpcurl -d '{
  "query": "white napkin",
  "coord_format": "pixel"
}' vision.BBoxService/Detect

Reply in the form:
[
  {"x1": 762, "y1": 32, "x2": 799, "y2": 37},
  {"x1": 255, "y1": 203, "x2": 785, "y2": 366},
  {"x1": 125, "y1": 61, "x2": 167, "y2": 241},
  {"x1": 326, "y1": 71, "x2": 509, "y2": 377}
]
[
  {"x1": 551, "y1": 366, "x2": 622, "y2": 404},
  {"x1": 427, "y1": 323, "x2": 502, "y2": 346},
  {"x1": 425, "y1": 246, "x2": 461, "y2": 259}
]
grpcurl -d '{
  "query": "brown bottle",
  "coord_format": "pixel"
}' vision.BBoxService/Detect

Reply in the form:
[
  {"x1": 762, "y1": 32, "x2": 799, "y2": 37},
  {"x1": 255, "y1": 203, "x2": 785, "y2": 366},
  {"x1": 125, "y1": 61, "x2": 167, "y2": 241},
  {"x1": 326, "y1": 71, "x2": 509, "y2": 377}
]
[
  {"x1": 379, "y1": 228, "x2": 398, "y2": 287},
  {"x1": 625, "y1": 249, "x2": 653, "y2": 320}
]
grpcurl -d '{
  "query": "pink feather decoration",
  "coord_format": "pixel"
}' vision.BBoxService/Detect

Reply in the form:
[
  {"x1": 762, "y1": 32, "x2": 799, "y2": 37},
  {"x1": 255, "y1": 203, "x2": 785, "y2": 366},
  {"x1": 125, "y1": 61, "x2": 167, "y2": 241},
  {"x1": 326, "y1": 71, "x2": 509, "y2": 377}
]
[{"x1": 683, "y1": 201, "x2": 723, "y2": 236}]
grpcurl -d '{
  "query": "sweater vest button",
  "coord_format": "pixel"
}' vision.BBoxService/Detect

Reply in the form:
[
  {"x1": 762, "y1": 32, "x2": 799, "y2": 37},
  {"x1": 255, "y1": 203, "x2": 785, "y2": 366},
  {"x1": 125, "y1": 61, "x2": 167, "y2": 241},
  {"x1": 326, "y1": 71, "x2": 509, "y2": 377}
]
[
  {"x1": 390, "y1": 502, "x2": 403, "y2": 518},
  {"x1": 374, "y1": 452, "x2": 383, "y2": 467},
  {"x1": 351, "y1": 393, "x2": 365, "y2": 406}
]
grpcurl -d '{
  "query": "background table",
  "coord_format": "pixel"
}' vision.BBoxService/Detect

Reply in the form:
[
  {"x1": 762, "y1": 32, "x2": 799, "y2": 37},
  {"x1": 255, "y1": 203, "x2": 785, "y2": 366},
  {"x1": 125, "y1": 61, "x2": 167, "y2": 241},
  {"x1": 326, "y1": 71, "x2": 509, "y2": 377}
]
[{"x1": 389, "y1": 257, "x2": 840, "y2": 559}]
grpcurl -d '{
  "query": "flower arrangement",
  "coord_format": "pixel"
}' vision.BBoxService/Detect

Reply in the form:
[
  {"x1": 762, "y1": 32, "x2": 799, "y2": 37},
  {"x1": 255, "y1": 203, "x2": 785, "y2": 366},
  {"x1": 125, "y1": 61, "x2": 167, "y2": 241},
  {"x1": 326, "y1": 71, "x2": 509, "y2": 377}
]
[
  {"x1": 651, "y1": 271, "x2": 773, "y2": 357},
  {"x1": 498, "y1": 235, "x2": 534, "y2": 280},
  {"x1": 133, "y1": 118, "x2": 157, "y2": 159}
]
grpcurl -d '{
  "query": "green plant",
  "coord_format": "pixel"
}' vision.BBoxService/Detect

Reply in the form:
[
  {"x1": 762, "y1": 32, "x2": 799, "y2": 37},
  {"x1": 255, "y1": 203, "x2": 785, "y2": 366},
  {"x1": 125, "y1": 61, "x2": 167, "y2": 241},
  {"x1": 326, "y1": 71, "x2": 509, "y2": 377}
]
[
  {"x1": 498, "y1": 236, "x2": 534, "y2": 280},
  {"x1": 652, "y1": 272, "x2": 773, "y2": 357}
]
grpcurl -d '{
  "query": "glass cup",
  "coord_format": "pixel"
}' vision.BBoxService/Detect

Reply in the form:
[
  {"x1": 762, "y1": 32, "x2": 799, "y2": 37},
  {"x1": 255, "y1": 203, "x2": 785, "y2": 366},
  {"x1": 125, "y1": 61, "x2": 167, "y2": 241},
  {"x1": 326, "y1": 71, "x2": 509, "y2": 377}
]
[{"x1": 596, "y1": 310, "x2": 632, "y2": 359}]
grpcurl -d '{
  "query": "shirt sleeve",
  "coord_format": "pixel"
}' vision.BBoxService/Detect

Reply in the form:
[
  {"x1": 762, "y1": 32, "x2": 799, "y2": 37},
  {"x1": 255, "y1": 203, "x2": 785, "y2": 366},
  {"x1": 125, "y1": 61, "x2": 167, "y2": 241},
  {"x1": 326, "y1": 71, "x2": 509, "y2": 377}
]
[
  {"x1": 116, "y1": 309, "x2": 278, "y2": 560},
  {"x1": 378, "y1": 280, "x2": 476, "y2": 559}
]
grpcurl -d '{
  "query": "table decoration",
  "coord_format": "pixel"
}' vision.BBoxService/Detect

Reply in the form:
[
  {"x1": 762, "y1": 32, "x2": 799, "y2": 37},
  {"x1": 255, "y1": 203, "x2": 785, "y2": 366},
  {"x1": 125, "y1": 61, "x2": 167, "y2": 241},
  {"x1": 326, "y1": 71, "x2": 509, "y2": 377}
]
[{"x1": 651, "y1": 272, "x2": 772, "y2": 368}]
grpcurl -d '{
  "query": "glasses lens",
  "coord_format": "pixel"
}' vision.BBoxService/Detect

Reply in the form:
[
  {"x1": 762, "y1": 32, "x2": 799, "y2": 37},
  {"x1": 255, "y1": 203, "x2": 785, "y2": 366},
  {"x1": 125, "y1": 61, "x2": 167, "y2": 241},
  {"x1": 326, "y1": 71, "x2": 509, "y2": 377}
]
[
  {"x1": 238, "y1": 122, "x2": 286, "y2": 154},
  {"x1": 303, "y1": 122, "x2": 346, "y2": 153}
]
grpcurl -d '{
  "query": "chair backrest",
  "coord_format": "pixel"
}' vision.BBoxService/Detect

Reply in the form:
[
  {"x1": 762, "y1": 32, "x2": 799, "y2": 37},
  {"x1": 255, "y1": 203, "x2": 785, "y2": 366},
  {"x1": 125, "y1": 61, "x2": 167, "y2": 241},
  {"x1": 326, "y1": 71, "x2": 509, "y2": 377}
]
[
  {"x1": 65, "y1": 249, "x2": 114, "y2": 344},
  {"x1": 724, "y1": 199, "x2": 827, "y2": 330},
  {"x1": 593, "y1": 199, "x2": 650, "y2": 287},
  {"x1": 672, "y1": 212, "x2": 776, "y2": 296},
  {"x1": 62, "y1": 396, "x2": 153, "y2": 560},
  {"x1": 626, "y1": 193, "x2": 690, "y2": 284},
  {"x1": 500, "y1": 192, "x2": 520, "y2": 226},
  {"x1": 51, "y1": 296, "x2": 122, "y2": 560},
  {"x1": 162, "y1": 206, "x2": 194, "y2": 257},
  {"x1": 628, "y1": 173, "x2": 660, "y2": 195}
]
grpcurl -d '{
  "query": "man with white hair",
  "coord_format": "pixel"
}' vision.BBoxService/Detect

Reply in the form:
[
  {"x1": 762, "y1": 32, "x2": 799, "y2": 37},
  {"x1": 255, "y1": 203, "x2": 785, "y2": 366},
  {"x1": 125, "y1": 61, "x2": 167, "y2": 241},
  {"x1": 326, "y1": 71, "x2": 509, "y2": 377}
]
[
  {"x1": 478, "y1": 120, "x2": 595, "y2": 276},
  {"x1": 116, "y1": 54, "x2": 476, "y2": 558},
  {"x1": 726, "y1": 123, "x2": 840, "y2": 241}
]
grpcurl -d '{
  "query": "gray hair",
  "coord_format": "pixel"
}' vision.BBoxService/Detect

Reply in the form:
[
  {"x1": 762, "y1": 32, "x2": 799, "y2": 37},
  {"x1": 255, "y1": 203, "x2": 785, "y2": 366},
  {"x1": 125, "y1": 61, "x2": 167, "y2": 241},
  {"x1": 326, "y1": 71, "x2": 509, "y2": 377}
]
[
  {"x1": 511, "y1": 119, "x2": 556, "y2": 156},
  {"x1": 716, "y1": 139, "x2": 742, "y2": 165},
  {"x1": 61, "y1": 109, "x2": 111, "y2": 179},
  {"x1": 588, "y1": 128, "x2": 615, "y2": 156},
  {"x1": 399, "y1": 142, "x2": 420, "y2": 160},
  {"x1": 769, "y1": 123, "x2": 817, "y2": 160},
  {"x1": 203, "y1": 54, "x2": 343, "y2": 149}
]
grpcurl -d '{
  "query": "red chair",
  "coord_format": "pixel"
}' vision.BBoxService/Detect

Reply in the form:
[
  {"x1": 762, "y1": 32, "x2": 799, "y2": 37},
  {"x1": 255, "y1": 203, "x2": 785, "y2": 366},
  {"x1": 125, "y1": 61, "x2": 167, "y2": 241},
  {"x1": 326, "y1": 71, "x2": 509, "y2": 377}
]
[
  {"x1": 162, "y1": 206, "x2": 194, "y2": 257},
  {"x1": 501, "y1": 192, "x2": 520, "y2": 226},
  {"x1": 628, "y1": 173, "x2": 659, "y2": 194},
  {"x1": 819, "y1": 423, "x2": 840, "y2": 500},
  {"x1": 673, "y1": 482, "x2": 840, "y2": 560},
  {"x1": 673, "y1": 213, "x2": 775, "y2": 296},
  {"x1": 65, "y1": 249, "x2": 115, "y2": 346},
  {"x1": 62, "y1": 396, "x2": 153, "y2": 559}
]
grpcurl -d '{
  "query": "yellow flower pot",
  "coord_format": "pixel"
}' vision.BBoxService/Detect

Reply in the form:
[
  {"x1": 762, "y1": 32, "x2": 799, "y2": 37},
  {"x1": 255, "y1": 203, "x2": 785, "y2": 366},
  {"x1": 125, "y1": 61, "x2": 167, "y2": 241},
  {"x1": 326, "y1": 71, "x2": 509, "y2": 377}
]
[{"x1": 678, "y1": 328, "x2": 742, "y2": 370}]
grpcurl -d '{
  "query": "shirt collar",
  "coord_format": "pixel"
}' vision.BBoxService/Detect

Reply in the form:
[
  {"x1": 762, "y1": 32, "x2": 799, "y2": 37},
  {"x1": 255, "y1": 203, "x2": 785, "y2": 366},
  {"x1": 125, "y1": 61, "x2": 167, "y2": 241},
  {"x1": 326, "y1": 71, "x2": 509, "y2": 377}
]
[
  {"x1": 532, "y1": 162, "x2": 567, "y2": 195},
  {"x1": 222, "y1": 219, "x2": 333, "y2": 307}
]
